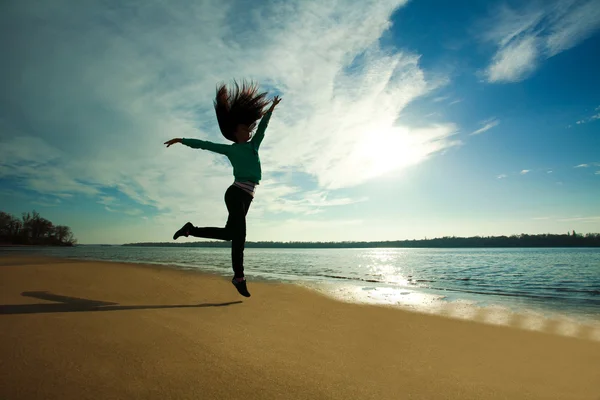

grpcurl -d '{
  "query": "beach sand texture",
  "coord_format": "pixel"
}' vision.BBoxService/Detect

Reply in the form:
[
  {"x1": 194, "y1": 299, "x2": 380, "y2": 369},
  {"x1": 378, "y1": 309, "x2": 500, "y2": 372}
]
[{"x1": 1, "y1": 255, "x2": 599, "y2": 399}]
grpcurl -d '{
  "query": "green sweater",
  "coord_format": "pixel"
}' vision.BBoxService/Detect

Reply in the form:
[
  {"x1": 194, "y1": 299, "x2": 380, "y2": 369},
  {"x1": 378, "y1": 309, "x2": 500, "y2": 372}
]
[{"x1": 181, "y1": 111, "x2": 272, "y2": 184}]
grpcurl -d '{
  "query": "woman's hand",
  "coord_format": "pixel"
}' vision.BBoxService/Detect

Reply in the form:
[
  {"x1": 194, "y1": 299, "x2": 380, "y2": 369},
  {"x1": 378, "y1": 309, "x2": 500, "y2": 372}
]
[
  {"x1": 164, "y1": 138, "x2": 182, "y2": 147},
  {"x1": 268, "y1": 96, "x2": 282, "y2": 112}
]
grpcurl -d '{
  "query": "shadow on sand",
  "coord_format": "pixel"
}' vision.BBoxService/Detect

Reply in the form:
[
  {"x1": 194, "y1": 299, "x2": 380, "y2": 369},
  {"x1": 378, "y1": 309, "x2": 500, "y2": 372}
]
[{"x1": 0, "y1": 291, "x2": 242, "y2": 315}]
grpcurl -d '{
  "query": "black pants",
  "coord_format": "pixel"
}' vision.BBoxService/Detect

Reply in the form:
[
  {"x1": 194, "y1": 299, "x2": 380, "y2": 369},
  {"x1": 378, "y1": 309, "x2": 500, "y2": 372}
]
[{"x1": 189, "y1": 185, "x2": 253, "y2": 278}]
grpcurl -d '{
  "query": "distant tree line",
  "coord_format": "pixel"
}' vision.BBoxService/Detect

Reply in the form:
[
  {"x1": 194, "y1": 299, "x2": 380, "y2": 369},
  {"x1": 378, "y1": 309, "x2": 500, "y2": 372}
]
[
  {"x1": 124, "y1": 231, "x2": 600, "y2": 248},
  {"x1": 0, "y1": 210, "x2": 77, "y2": 246}
]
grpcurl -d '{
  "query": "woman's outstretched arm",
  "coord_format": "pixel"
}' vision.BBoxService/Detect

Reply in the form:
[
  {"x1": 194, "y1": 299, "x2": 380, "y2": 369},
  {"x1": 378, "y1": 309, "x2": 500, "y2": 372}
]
[
  {"x1": 251, "y1": 96, "x2": 281, "y2": 150},
  {"x1": 164, "y1": 138, "x2": 231, "y2": 155}
]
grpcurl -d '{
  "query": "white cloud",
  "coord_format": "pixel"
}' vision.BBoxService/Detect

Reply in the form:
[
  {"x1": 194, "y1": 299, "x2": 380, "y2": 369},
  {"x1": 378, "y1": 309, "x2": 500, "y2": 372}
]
[
  {"x1": 249, "y1": 179, "x2": 369, "y2": 217},
  {"x1": 546, "y1": 0, "x2": 600, "y2": 56},
  {"x1": 432, "y1": 96, "x2": 462, "y2": 105},
  {"x1": 0, "y1": 0, "x2": 460, "y2": 227},
  {"x1": 574, "y1": 162, "x2": 600, "y2": 168},
  {"x1": 486, "y1": 35, "x2": 539, "y2": 83},
  {"x1": 595, "y1": 171, "x2": 600, "y2": 175},
  {"x1": 547, "y1": 170, "x2": 553, "y2": 173},
  {"x1": 31, "y1": 198, "x2": 62, "y2": 208},
  {"x1": 124, "y1": 209, "x2": 143, "y2": 216},
  {"x1": 497, "y1": 174, "x2": 507, "y2": 179},
  {"x1": 99, "y1": 196, "x2": 143, "y2": 216},
  {"x1": 433, "y1": 96, "x2": 450, "y2": 102},
  {"x1": 576, "y1": 110, "x2": 600, "y2": 124},
  {"x1": 470, "y1": 118, "x2": 500, "y2": 135},
  {"x1": 248, "y1": 217, "x2": 366, "y2": 242},
  {"x1": 482, "y1": 0, "x2": 600, "y2": 83},
  {"x1": 557, "y1": 216, "x2": 600, "y2": 222},
  {"x1": 0, "y1": 146, "x2": 102, "y2": 197},
  {"x1": 520, "y1": 169, "x2": 530, "y2": 175}
]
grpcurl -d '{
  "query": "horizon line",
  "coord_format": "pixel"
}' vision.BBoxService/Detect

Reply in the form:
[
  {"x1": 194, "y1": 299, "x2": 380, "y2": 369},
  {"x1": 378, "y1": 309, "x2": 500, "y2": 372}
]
[{"x1": 76, "y1": 231, "x2": 600, "y2": 246}]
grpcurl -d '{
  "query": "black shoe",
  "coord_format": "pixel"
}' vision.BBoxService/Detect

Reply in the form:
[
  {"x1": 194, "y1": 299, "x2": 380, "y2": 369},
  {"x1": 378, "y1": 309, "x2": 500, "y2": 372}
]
[
  {"x1": 231, "y1": 277, "x2": 251, "y2": 297},
  {"x1": 173, "y1": 222, "x2": 193, "y2": 240}
]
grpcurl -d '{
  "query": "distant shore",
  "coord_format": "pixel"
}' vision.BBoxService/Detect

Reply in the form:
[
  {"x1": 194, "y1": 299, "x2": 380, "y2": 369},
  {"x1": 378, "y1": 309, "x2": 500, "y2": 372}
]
[
  {"x1": 0, "y1": 243, "x2": 73, "y2": 247},
  {"x1": 122, "y1": 232, "x2": 600, "y2": 248}
]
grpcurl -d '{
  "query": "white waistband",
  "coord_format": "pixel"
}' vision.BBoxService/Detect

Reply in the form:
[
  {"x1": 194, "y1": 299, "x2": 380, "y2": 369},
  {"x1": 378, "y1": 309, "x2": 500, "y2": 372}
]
[{"x1": 233, "y1": 181, "x2": 257, "y2": 197}]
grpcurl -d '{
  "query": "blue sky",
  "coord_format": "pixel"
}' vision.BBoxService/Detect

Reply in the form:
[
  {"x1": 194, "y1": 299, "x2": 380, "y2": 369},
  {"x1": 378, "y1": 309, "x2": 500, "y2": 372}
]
[{"x1": 1, "y1": 0, "x2": 599, "y2": 244}]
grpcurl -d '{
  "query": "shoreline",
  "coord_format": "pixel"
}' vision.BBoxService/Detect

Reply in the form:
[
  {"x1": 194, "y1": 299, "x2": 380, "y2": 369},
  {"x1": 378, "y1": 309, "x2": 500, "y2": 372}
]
[
  {"x1": 3, "y1": 248, "x2": 599, "y2": 331},
  {"x1": 303, "y1": 280, "x2": 600, "y2": 338},
  {"x1": 1, "y1": 254, "x2": 599, "y2": 399},
  {"x1": 2, "y1": 253, "x2": 599, "y2": 338}
]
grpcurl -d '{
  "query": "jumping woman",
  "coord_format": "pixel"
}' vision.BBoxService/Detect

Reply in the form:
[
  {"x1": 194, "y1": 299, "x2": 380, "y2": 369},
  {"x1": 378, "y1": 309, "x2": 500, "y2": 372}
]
[{"x1": 164, "y1": 80, "x2": 281, "y2": 297}]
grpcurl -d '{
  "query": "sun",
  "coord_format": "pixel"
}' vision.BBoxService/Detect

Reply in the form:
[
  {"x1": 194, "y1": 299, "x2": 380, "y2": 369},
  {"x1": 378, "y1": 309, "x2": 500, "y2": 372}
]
[{"x1": 353, "y1": 125, "x2": 428, "y2": 180}]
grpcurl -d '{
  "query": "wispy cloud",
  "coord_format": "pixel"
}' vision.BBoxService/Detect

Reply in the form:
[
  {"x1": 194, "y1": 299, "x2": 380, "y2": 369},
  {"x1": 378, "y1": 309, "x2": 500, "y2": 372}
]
[
  {"x1": 575, "y1": 116, "x2": 599, "y2": 124},
  {"x1": 557, "y1": 216, "x2": 600, "y2": 222},
  {"x1": 497, "y1": 174, "x2": 507, "y2": 179},
  {"x1": 574, "y1": 162, "x2": 600, "y2": 168},
  {"x1": 101, "y1": 198, "x2": 142, "y2": 216},
  {"x1": 486, "y1": 35, "x2": 539, "y2": 83},
  {"x1": 520, "y1": 169, "x2": 530, "y2": 175},
  {"x1": 595, "y1": 171, "x2": 600, "y2": 175},
  {"x1": 124, "y1": 209, "x2": 143, "y2": 216},
  {"x1": 575, "y1": 105, "x2": 600, "y2": 124},
  {"x1": 248, "y1": 179, "x2": 369, "y2": 217},
  {"x1": 98, "y1": 196, "x2": 117, "y2": 206},
  {"x1": 31, "y1": 198, "x2": 62, "y2": 208},
  {"x1": 470, "y1": 118, "x2": 500, "y2": 135},
  {"x1": 481, "y1": 0, "x2": 600, "y2": 83},
  {"x1": 0, "y1": 0, "x2": 461, "y2": 223},
  {"x1": 431, "y1": 95, "x2": 462, "y2": 106}
]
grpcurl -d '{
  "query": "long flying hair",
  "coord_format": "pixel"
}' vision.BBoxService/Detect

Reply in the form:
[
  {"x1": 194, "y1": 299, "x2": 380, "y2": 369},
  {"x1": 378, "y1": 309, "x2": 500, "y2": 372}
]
[{"x1": 214, "y1": 80, "x2": 270, "y2": 142}]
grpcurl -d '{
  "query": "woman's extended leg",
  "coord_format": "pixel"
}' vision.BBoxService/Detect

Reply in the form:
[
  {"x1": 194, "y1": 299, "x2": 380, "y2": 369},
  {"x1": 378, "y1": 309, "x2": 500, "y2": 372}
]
[
  {"x1": 172, "y1": 222, "x2": 231, "y2": 241},
  {"x1": 172, "y1": 186, "x2": 241, "y2": 241},
  {"x1": 172, "y1": 185, "x2": 252, "y2": 279}
]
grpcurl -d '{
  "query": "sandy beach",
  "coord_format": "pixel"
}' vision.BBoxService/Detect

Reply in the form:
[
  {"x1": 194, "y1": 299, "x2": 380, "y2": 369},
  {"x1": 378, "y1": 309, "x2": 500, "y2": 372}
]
[{"x1": 0, "y1": 254, "x2": 598, "y2": 400}]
